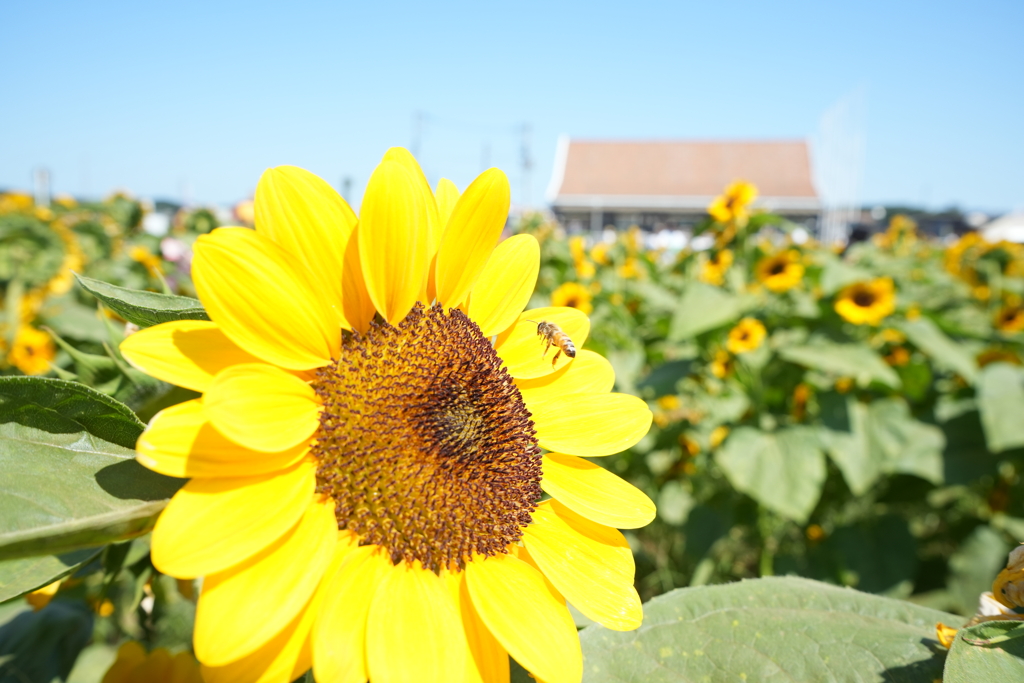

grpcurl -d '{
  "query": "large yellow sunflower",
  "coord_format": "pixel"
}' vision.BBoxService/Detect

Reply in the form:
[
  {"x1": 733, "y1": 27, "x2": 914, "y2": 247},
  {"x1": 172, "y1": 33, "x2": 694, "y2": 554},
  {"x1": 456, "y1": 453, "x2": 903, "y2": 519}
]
[
  {"x1": 120, "y1": 149, "x2": 654, "y2": 683},
  {"x1": 755, "y1": 249, "x2": 804, "y2": 293},
  {"x1": 834, "y1": 277, "x2": 896, "y2": 326}
]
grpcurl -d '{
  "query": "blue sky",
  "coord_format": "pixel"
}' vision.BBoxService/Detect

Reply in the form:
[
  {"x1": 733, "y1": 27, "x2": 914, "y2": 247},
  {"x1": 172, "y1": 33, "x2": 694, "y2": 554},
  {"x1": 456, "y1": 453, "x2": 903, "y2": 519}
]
[{"x1": 2, "y1": 0, "x2": 1021, "y2": 212}]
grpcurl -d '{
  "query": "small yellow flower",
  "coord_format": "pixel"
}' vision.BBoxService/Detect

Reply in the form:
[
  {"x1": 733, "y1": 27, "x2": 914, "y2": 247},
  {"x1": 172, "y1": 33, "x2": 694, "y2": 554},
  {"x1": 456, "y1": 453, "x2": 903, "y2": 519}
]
[
  {"x1": 54, "y1": 194, "x2": 78, "y2": 209},
  {"x1": 569, "y1": 235, "x2": 586, "y2": 263},
  {"x1": 906, "y1": 304, "x2": 921, "y2": 321},
  {"x1": 709, "y1": 425, "x2": 729, "y2": 449},
  {"x1": 130, "y1": 245, "x2": 164, "y2": 276},
  {"x1": 884, "y1": 346, "x2": 911, "y2": 367},
  {"x1": 709, "y1": 349, "x2": 732, "y2": 378},
  {"x1": 591, "y1": 242, "x2": 610, "y2": 266},
  {"x1": 575, "y1": 259, "x2": 596, "y2": 280},
  {"x1": 974, "y1": 285, "x2": 992, "y2": 301},
  {"x1": 792, "y1": 383, "x2": 811, "y2": 421},
  {"x1": 610, "y1": 293, "x2": 624, "y2": 307},
  {"x1": 707, "y1": 180, "x2": 758, "y2": 225},
  {"x1": 936, "y1": 622, "x2": 958, "y2": 649},
  {"x1": 835, "y1": 377, "x2": 854, "y2": 394},
  {"x1": 617, "y1": 256, "x2": 641, "y2": 279},
  {"x1": 8, "y1": 325, "x2": 55, "y2": 375},
  {"x1": 0, "y1": 191, "x2": 33, "y2": 213},
  {"x1": 550, "y1": 281, "x2": 594, "y2": 315},
  {"x1": 726, "y1": 318, "x2": 766, "y2": 354},
  {"x1": 680, "y1": 434, "x2": 701, "y2": 456},
  {"x1": 657, "y1": 395, "x2": 681, "y2": 412},
  {"x1": 805, "y1": 524, "x2": 826, "y2": 543},
  {"x1": 873, "y1": 328, "x2": 906, "y2": 346},
  {"x1": 96, "y1": 599, "x2": 115, "y2": 617},
  {"x1": 101, "y1": 642, "x2": 202, "y2": 683},
  {"x1": 834, "y1": 278, "x2": 896, "y2": 326},
  {"x1": 625, "y1": 226, "x2": 642, "y2": 254},
  {"x1": 996, "y1": 305, "x2": 1024, "y2": 333},
  {"x1": 699, "y1": 250, "x2": 733, "y2": 286},
  {"x1": 25, "y1": 580, "x2": 61, "y2": 611},
  {"x1": 755, "y1": 250, "x2": 804, "y2": 293}
]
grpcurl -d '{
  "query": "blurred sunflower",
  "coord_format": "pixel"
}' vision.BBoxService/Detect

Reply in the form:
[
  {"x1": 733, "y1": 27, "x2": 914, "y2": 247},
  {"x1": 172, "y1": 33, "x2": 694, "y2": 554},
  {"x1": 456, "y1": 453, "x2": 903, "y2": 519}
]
[
  {"x1": 120, "y1": 149, "x2": 654, "y2": 683},
  {"x1": 834, "y1": 278, "x2": 896, "y2": 326},
  {"x1": 699, "y1": 249, "x2": 733, "y2": 286},
  {"x1": 977, "y1": 348, "x2": 1021, "y2": 367},
  {"x1": 551, "y1": 281, "x2": 594, "y2": 315},
  {"x1": 8, "y1": 325, "x2": 55, "y2": 375},
  {"x1": 995, "y1": 304, "x2": 1024, "y2": 333},
  {"x1": 590, "y1": 242, "x2": 610, "y2": 265},
  {"x1": 102, "y1": 642, "x2": 202, "y2": 683},
  {"x1": 726, "y1": 318, "x2": 766, "y2": 354},
  {"x1": 707, "y1": 180, "x2": 757, "y2": 226},
  {"x1": 755, "y1": 250, "x2": 804, "y2": 292}
]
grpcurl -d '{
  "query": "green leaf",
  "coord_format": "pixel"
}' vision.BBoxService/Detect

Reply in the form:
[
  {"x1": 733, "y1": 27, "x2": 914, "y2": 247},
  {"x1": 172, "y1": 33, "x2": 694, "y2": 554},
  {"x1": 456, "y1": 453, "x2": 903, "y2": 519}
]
[
  {"x1": 976, "y1": 363, "x2": 1024, "y2": 453},
  {"x1": 945, "y1": 620, "x2": 1024, "y2": 682},
  {"x1": 578, "y1": 576, "x2": 956, "y2": 683},
  {"x1": 75, "y1": 273, "x2": 209, "y2": 327},
  {"x1": 814, "y1": 515, "x2": 918, "y2": 594},
  {"x1": 716, "y1": 426, "x2": 826, "y2": 523},
  {"x1": 0, "y1": 601, "x2": 93, "y2": 683},
  {"x1": 0, "y1": 422, "x2": 182, "y2": 561},
  {"x1": 818, "y1": 395, "x2": 945, "y2": 493},
  {"x1": 898, "y1": 317, "x2": 978, "y2": 383},
  {"x1": 0, "y1": 549, "x2": 101, "y2": 603},
  {"x1": 668, "y1": 283, "x2": 749, "y2": 341},
  {"x1": 779, "y1": 340, "x2": 901, "y2": 389},
  {"x1": 961, "y1": 620, "x2": 1024, "y2": 646},
  {"x1": 948, "y1": 525, "x2": 1009, "y2": 617},
  {"x1": 46, "y1": 332, "x2": 165, "y2": 410},
  {"x1": 0, "y1": 377, "x2": 144, "y2": 450},
  {"x1": 637, "y1": 359, "x2": 694, "y2": 398}
]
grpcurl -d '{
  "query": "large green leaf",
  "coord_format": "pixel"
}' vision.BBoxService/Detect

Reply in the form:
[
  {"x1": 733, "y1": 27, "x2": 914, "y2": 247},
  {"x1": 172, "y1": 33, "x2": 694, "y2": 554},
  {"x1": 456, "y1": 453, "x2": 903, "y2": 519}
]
[
  {"x1": 0, "y1": 377, "x2": 144, "y2": 450},
  {"x1": 668, "y1": 283, "x2": 749, "y2": 340},
  {"x1": 944, "y1": 621, "x2": 1024, "y2": 682},
  {"x1": 579, "y1": 576, "x2": 956, "y2": 683},
  {"x1": 716, "y1": 426, "x2": 826, "y2": 523},
  {"x1": 0, "y1": 422, "x2": 182, "y2": 561},
  {"x1": 976, "y1": 363, "x2": 1024, "y2": 453},
  {"x1": 818, "y1": 394, "x2": 944, "y2": 494},
  {"x1": 0, "y1": 549, "x2": 101, "y2": 604},
  {"x1": 75, "y1": 273, "x2": 208, "y2": 327},
  {"x1": 898, "y1": 317, "x2": 978, "y2": 383},
  {"x1": 0, "y1": 600, "x2": 93, "y2": 683},
  {"x1": 779, "y1": 340, "x2": 901, "y2": 389}
]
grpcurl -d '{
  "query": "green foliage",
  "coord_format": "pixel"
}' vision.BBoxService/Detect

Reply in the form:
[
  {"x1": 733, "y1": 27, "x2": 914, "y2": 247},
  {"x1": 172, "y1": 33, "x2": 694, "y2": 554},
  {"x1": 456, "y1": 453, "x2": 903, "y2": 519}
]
[
  {"x1": 579, "y1": 576, "x2": 956, "y2": 682},
  {"x1": 75, "y1": 274, "x2": 208, "y2": 327},
  {"x1": 945, "y1": 621, "x2": 1024, "y2": 681}
]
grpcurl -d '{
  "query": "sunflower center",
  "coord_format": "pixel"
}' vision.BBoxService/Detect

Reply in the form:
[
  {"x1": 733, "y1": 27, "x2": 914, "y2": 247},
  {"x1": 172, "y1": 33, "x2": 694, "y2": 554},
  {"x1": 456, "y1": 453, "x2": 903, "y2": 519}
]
[
  {"x1": 769, "y1": 261, "x2": 786, "y2": 275},
  {"x1": 310, "y1": 302, "x2": 542, "y2": 573},
  {"x1": 853, "y1": 291, "x2": 876, "y2": 307}
]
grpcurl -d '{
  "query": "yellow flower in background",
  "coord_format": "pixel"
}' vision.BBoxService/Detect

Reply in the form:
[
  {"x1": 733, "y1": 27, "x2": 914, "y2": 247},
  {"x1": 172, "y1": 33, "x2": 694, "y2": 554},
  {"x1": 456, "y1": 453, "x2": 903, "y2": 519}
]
[
  {"x1": 551, "y1": 281, "x2": 594, "y2": 315},
  {"x1": 699, "y1": 249, "x2": 733, "y2": 286},
  {"x1": 130, "y1": 245, "x2": 164, "y2": 276},
  {"x1": 977, "y1": 348, "x2": 1021, "y2": 367},
  {"x1": 707, "y1": 180, "x2": 757, "y2": 225},
  {"x1": 726, "y1": 318, "x2": 766, "y2": 354},
  {"x1": 591, "y1": 242, "x2": 610, "y2": 265},
  {"x1": 755, "y1": 250, "x2": 804, "y2": 293},
  {"x1": 102, "y1": 642, "x2": 202, "y2": 683},
  {"x1": 569, "y1": 235, "x2": 586, "y2": 263},
  {"x1": 617, "y1": 256, "x2": 641, "y2": 279},
  {"x1": 834, "y1": 278, "x2": 896, "y2": 326},
  {"x1": 54, "y1": 194, "x2": 78, "y2": 209},
  {"x1": 996, "y1": 305, "x2": 1024, "y2": 333},
  {"x1": 625, "y1": 225, "x2": 642, "y2": 254},
  {"x1": 0, "y1": 191, "x2": 33, "y2": 214},
  {"x1": 709, "y1": 349, "x2": 732, "y2": 378},
  {"x1": 835, "y1": 377, "x2": 854, "y2": 393},
  {"x1": 884, "y1": 346, "x2": 911, "y2": 367},
  {"x1": 119, "y1": 150, "x2": 654, "y2": 683},
  {"x1": 25, "y1": 580, "x2": 61, "y2": 611},
  {"x1": 9, "y1": 325, "x2": 55, "y2": 375},
  {"x1": 709, "y1": 425, "x2": 729, "y2": 449},
  {"x1": 575, "y1": 258, "x2": 596, "y2": 280}
]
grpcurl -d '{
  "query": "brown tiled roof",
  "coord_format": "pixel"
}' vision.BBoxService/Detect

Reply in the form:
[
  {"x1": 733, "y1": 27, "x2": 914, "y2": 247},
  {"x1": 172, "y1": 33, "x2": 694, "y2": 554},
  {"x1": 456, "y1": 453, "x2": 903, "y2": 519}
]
[{"x1": 552, "y1": 139, "x2": 817, "y2": 199}]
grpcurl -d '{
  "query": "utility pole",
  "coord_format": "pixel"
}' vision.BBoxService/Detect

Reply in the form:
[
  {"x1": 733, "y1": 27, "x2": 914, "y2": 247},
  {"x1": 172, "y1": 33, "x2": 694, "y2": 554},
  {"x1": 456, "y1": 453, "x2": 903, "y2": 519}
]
[
  {"x1": 520, "y1": 124, "x2": 533, "y2": 208},
  {"x1": 341, "y1": 177, "x2": 353, "y2": 204},
  {"x1": 33, "y1": 167, "x2": 51, "y2": 207}
]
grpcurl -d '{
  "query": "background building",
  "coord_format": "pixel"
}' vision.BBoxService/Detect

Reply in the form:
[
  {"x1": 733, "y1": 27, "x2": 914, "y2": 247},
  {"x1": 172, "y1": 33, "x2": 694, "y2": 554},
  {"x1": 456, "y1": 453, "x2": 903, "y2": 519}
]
[{"x1": 547, "y1": 138, "x2": 821, "y2": 235}]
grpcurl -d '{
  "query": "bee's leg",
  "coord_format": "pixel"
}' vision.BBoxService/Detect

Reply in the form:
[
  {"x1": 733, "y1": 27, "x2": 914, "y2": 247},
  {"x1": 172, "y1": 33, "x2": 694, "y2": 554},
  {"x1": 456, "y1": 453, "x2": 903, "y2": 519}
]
[
  {"x1": 544, "y1": 338, "x2": 553, "y2": 358},
  {"x1": 551, "y1": 349, "x2": 561, "y2": 367}
]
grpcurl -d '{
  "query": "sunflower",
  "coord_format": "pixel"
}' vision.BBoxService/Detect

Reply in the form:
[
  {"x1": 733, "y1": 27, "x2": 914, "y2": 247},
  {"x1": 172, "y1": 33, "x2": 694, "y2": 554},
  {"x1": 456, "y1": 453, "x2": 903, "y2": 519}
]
[
  {"x1": 726, "y1": 318, "x2": 766, "y2": 354},
  {"x1": 995, "y1": 305, "x2": 1024, "y2": 333},
  {"x1": 699, "y1": 249, "x2": 733, "y2": 286},
  {"x1": 755, "y1": 250, "x2": 804, "y2": 293},
  {"x1": 102, "y1": 642, "x2": 203, "y2": 683},
  {"x1": 707, "y1": 180, "x2": 757, "y2": 226},
  {"x1": 834, "y1": 278, "x2": 896, "y2": 326},
  {"x1": 551, "y1": 282, "x2": 594, "y2": 315},
  {"x1": 8, "y1": 324, "x2": 55, "y2": 375},
  {"x1": 120, "y1": 149, "x2": 654, "y2": 683}
]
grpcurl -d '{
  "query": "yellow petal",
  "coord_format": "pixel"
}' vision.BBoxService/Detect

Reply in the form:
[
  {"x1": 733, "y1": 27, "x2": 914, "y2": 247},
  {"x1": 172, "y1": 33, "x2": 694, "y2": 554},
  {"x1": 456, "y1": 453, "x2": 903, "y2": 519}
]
[
  {"x1": 516, "y1": 349, "x2": 615, "y2": 403},
  {"x1": 358, "y1": 161, "x2": 429, "y2": 325},
  {"x1": 435, "y1": 168, "x2": 511, "y2": 309},
  {"x1": 523, "y1": 500, "x2": 641, "y2": 631},
  {"x1": 448, "y1": 571, "x2": 509, "y2": 683},
  {"x1": 496, "y1": 307, "x2": 590, "y2": 379},
  {"x1": 465, "y1": 553, "x2": 581, "y2": 683},
  {"x1": 203, "y1": 363, "x2": 320, "y2": 453},
  {"x1": 531, "y1": 392, "x2": 652, "y2": 456},
  {"x1": 435, "y1": 178, "x2": 460, "y2": 228},
  {"x1": 137, "y1": 400, "x2": 307, "y2": 479},
  {"x1": 254, "y1": 165, "x2": 356, "y2": 327},
  {"x1": 151, "y1": 460, "x2": 315, "y2": 578},
  {"x1": 542, "y1": 453, "x2": 655, "y2": 529},
  {"x1": 366, "y1": 562, "x2": 465, "y2": 683},
  {"x1": 313, "y1": 546, "x2": 392, "y2": 683},
  {"x1": 382, "y1": 147, "x2": 441, "y2": 252},
  {"x1": 119, "y1": 320, "x2": 261, "y2": 393},
  {"x1": 467, "y1": 235, "x2": 540, "y2": 338},
  {"x1": 194, "y1": 499, "x2": 336, "y2": 666},
  {"x1": 102, "y1": 642, "x2": 146, "y2": 683},
  {"x1": 342, "y1": 225, "x2": 376, "y2": 333},
  {"x1": 193, "y1": 227, "x2": 339, "y2": 370}
]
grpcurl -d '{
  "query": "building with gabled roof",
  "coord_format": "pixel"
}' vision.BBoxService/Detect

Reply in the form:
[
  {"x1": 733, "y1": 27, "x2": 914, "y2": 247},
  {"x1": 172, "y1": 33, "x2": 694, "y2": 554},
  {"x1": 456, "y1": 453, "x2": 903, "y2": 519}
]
[{"x1": 546, "y1": 138, "x2": 820, "y2": 233}]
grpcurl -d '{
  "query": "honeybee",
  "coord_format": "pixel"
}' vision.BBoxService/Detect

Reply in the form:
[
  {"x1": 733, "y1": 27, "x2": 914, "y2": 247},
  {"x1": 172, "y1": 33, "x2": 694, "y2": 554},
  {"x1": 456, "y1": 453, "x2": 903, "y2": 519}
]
[{"x1": 527, "y1": 320, "x2": 576, "y2": 367}]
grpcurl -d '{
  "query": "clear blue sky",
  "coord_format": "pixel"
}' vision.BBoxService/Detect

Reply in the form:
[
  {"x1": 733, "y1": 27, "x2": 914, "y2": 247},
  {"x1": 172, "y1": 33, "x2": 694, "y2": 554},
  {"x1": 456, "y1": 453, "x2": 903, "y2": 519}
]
[{"x1": 2, "y1": 0, "x2": 1021, "y2": 212}]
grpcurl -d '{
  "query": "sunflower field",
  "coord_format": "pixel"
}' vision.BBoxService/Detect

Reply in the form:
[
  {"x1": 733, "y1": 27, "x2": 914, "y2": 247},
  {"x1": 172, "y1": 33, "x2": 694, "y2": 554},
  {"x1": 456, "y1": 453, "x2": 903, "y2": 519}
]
[{"x1": 2, "y1": 162, "x2": 1024, "y2": 682}]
